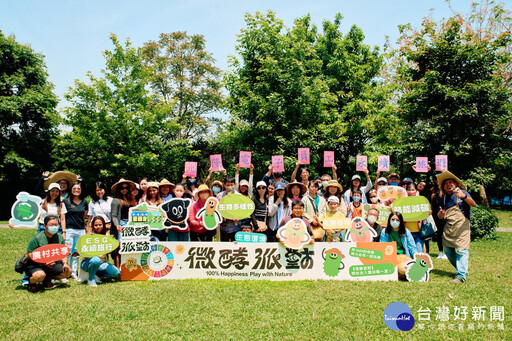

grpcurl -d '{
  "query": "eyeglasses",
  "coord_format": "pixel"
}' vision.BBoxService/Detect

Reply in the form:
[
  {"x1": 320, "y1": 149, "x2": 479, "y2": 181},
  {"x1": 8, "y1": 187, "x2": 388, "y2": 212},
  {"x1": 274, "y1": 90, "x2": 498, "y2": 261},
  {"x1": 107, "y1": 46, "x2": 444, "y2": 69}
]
[{"x1": 257, "y1": 187, "x2": 266, "y2": 190}]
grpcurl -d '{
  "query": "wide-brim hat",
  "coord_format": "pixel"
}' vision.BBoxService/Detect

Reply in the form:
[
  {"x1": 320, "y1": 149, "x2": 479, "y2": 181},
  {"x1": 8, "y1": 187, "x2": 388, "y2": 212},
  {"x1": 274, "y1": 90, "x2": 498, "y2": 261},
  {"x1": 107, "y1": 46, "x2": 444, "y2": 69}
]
[
  {"x1": 437, "y1": 171, "x2": 466, "y2": 191},
  {"x1": 197, "y1": 184, "x2": 213, "y2": 197},
  {"x1": 44, "y1": 171, "x2": 77, "y2": 190},
  {"x1": 111, "y1": 179, "x2": 137, "y2": 193},
  {"x1": 286, "y1": 181, "x2": 307, "y2": 196},
  {"x1": 323, "y1": 180, "x2": 343, "y2": 192},
  {"x1": 159, "y1": 179, "x2": 175, "y2": 188},
  {"x1": 147, "y1": 182, "x2": 159, "y2": 189}
]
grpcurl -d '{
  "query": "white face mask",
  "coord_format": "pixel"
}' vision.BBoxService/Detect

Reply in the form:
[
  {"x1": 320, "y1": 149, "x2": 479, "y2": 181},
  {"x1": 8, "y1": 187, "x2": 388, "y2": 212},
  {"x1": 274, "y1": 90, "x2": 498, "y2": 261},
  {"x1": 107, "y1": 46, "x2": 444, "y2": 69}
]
[
  {"x1": 370, "y1": 197, "x2": 378, "y2": 203},
  {"x1": 367, "y1": 215, "x2": 378, "y2": 224}
]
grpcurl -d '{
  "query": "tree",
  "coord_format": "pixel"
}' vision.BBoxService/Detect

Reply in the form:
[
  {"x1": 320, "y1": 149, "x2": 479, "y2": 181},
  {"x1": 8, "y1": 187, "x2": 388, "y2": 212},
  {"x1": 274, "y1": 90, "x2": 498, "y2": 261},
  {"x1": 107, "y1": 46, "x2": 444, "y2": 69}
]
[
  {"x1": 54, "y1": 34, "x2": 199, "y2": 186},
  {"x1": 0, "y1": 31, "x2": 58, "y2": 218},
  {"x1": 141, "y1": 32, "x2": 224, "y2": 140}
]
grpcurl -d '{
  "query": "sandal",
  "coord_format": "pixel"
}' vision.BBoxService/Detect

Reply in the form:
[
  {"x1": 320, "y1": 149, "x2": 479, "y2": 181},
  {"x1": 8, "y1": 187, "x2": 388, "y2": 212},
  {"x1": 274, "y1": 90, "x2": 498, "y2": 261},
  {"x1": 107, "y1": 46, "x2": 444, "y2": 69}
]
[{"x1": 27, "y1": 284, "x2": 42, "y2": 293}]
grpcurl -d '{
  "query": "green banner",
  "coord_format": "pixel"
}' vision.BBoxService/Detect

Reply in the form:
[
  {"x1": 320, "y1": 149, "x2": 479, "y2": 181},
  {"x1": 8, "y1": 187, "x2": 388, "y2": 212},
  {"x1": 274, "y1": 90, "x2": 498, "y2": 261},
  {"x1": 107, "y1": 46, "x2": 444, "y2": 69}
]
[
  {"x1": 218, "y1": 193, "x2": 255, "y2": 219},
  {"x1": 392, "y1": 196, "x2": 431, "y2": 222}
]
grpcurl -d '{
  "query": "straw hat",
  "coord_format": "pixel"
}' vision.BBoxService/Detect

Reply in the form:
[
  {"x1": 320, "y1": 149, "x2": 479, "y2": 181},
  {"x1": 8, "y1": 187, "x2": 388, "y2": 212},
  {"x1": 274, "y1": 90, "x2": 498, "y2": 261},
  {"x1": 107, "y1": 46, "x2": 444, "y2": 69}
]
[
  {"x1": 43, "y1": 171, "x2": 78, "y2": 190},
  {"x1": 437, "y1": 171, "x2": 466, "y2": 191},
  {"x1": 323, "y1": 180, "x2": 343, "y2": 192},
  {"x1": 111, "y1": 179, "x2": 136, "y2": 193},
  {"x1": 196, "y1": 184, "x2": 213, "y2": 197},
  {"x1": 159, "y1": 179, "x2": 175, "y2": 188},
  {"x1": 286, "y1": 181, "x2": 307, "y2": 196},
  {"x1": 147, "y1": 182, "x2": 159, "y2": 189},
  {"x1": 211, "y1": 180, "x2": 223, "y2": 188}
]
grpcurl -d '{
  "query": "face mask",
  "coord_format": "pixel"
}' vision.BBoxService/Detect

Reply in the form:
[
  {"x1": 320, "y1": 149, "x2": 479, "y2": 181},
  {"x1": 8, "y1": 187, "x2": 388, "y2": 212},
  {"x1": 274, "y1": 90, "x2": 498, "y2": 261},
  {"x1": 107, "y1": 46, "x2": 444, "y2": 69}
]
[
  {"x1": 47, "y1": 225, "x2": 59, "y2": 235},
  {"x1": 389, "y1": 182, "x2": 399, "y2": 186},
  {"x1": 390, "y1": 220, "x2": 400, "y2": 228},
  {"x1": 212, "y1": 186, "x2": 221, "y2": 194},
  {"x1": 407, "y1": 191, "x2": 417, "y2": 196},
  {"x1": 353, "y1": 196, "x2": 361, "y2": 202},
  {"x1": 370, "y1": 197, "x2": 378, "y2": 203},
  {"x1": 187, "y1": 180, "x2": 197, "y2": 186},
  {"x1": 367, "y1": 215, "x2": 377, "y2": 224},
  {"x1": 225, "y1": 186, "x2": 235, "y2": 193},
  {"x1": 321, "y1": 181, "x2": 328, "y2": 188}
]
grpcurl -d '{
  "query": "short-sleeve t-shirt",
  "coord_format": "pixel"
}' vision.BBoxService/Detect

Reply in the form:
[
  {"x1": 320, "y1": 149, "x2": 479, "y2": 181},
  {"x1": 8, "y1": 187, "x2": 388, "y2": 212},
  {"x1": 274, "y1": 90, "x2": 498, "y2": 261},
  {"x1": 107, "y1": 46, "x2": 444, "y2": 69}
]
[
  {"x1": 64, "y1": 198, "x2": 89, "y2": 229},
  {"x1": 441, "y1": 190, "x2": 473, "y2": 219},
  {"x1": 389, "y1": 230, "x2": 404, "y2": 254},
  {"x1": 39, "y1": 202, "x2": 67, "y2": 224},
  {"x1": 88, "y1": 198, "x2": 113, "y2": 223},
  {"x1": 27, "y1": 231, "x2": 65, "y2": 252}
]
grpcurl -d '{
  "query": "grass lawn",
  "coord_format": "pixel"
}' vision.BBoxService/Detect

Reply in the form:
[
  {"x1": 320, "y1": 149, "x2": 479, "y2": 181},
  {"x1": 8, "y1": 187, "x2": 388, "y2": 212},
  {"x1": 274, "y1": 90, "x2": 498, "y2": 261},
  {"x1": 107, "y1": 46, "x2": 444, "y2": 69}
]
[
  {"x1": 0, "y1": 228, "x2": 510, "y2": 340},
  {"x1": 492, "y1": 209, "x2": 512, "y2": 227}
]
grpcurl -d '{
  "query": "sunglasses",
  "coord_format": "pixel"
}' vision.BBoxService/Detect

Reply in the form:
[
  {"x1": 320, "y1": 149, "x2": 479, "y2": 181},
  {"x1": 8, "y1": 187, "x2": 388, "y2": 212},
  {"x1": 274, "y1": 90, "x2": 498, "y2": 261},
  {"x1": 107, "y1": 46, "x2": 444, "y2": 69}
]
[
  {"x1": 257, "y1": 187, "x2": 266, "y2": 190},
  {"x1": 120, "y1": 186, "x2": 129, "y2": 190}
]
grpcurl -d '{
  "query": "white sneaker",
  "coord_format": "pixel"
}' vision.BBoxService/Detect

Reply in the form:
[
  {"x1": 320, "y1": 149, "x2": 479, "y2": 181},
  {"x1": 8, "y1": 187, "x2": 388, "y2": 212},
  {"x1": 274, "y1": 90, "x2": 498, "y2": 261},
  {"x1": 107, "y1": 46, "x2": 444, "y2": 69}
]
[
  {"x1": 94, "y1": 275, "x2": 102, "y2": 284},
  {"x1": 70, "y1": 273, "x2": 79, "y2": 281},
  {"x1": 60, "y1": 278, "x2": 68, "y2": 284},
  {"x1": 437, "y1": 252, "x2": 448, "y2": 260},
  {"x1": 87, "y1": 279, "x2": 98, "y2": 287}
]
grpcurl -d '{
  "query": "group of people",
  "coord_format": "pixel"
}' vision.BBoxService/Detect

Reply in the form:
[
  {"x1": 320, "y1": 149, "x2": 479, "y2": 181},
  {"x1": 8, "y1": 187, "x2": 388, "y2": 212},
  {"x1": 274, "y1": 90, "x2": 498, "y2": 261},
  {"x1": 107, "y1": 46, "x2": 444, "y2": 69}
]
[{"x1": 18, "y1": 159, "x2": 476, "y2": 291}]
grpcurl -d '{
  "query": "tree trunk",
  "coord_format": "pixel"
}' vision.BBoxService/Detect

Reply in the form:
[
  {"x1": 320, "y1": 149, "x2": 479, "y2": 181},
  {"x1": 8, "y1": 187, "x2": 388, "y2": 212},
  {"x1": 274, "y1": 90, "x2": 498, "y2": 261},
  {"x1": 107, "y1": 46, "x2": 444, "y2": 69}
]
[{"x1": 479, "y1": 184, "x2": 489, "y2": 208}]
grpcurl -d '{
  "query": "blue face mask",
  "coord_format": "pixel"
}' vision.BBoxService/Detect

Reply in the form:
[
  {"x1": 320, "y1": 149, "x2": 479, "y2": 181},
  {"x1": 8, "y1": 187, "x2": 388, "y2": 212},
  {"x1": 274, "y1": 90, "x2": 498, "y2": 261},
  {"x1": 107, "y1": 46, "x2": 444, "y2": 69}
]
[
  {"x1": 187, "y1": 180, "x2": 197, "y2": 186},
  {"x1": 47, "y1": 225, "x2": 59, "y2": 235},
  {"x1": 389, "y1": 181, "x2": 399, "y2": 186},
  {"x1": 353, "y1": 196, "x2": 361, "y2": 202},
  {"x1": 212, "y1": 186, "x2": 221, "y2": 194},
  {"x1": 390, "y1": 220, "x2": 400, "y2": 228}
]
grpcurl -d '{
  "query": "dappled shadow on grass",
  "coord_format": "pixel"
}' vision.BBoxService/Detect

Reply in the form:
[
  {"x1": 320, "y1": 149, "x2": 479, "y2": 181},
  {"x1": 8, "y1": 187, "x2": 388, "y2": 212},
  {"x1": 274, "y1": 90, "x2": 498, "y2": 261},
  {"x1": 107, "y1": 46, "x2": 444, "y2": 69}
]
[{"x1": 430, "y1": 268, "x2": 454, "y2": 279}]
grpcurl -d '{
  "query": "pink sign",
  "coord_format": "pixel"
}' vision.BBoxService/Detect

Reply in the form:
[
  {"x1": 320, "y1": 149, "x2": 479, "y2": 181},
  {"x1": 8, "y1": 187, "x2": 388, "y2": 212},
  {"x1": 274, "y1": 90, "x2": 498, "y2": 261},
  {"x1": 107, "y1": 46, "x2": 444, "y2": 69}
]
[
  {"x1": 356, "y1": 155, "x2": 368, "y2": 171},
  {"x1": 297, "y1": 148, "x2": 310, "y2": 164},
  {"x1": 184, "y1": 162, "x2": 197, "y2": 177},
  {"x1": 272, "y1": 155, "x2": 285, "y2": 173},
  {"x1": 210, "y1": 154, "x2": 223, "y2": 172},
  {"x1": 324, "y1": 151, "x2": 334, "y2": 167},
  {"x1": 416, "y1": 157, "x2": 429, "y2": 173},
  {"x1": 435, "y1": 155, "x2": 448, "y2": 171},
  {"x1": 239, "y1": 151, "x2": 251, "y2": 168},
  {"x1": 378, "y1": 155, "x2": 390, "y2": 171}
]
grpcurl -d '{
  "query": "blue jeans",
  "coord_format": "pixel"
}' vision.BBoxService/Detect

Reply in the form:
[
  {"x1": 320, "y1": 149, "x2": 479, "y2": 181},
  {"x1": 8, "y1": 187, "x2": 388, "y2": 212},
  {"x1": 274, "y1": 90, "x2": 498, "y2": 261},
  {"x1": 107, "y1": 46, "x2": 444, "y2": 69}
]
[
  {"x1": 411, "y1": 232, "x2": 424, "y2": 253},
  {"x1": 81, "y1": 257, "x2": 120, "y2": 281},
  {"x1": 65, "y1": 228, "x2": 86, "y2": 274},
  {"x1": 444, "y1": 247, "x2": 469, "y2": 282}
]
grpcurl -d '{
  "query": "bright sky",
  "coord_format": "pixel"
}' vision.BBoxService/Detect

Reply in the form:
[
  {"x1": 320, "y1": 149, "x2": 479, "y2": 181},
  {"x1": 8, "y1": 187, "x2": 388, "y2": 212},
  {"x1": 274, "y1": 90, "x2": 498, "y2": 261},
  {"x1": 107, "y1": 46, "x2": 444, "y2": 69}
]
[{"x1": 1, "y1": 0, "x2": 492, "y2": 108}]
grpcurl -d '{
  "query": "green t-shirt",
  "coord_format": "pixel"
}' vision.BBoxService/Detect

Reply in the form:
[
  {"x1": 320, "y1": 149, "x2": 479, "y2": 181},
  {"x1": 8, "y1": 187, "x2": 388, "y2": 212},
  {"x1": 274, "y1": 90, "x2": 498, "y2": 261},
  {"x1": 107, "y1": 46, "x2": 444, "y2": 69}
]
[
  {"x1": 27, "y1": 231, "x2": 64, "y2": 253},
  {"x1": 389, "y1": 230, "x2": 404, "y2": 255}
]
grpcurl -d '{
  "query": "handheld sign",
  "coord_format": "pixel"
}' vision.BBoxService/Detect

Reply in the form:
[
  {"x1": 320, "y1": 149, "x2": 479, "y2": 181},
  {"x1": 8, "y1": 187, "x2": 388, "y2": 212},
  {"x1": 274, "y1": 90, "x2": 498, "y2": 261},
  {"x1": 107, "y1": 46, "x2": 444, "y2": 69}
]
[
  {"x1": 185, "y1": 162, "x2": 197, "y2": 177},
  {"x1": 321, "y1": 215, "x2": 352, "y2": 230},
  {"x1": 435, "y1": 155, "x2": 448, "y2": 171},
  {"x1": 277, "y1": 218, "x2": 311, "y2": 250},
  {"x1": 30, "y1": 244, "x2": 70, "y2": 263},
  {"x1": 406, "y1": 253, "x2": 433, "y2": 282},
  {"x1": 392, "y1": 196, "x2": 431, "y2": 222},
  {"x1": 77, "y1": 234, "x2": 119, "y2": 257},
  {"x1": 363, "y1": 204, "x2": 392, "y2": 227},
  {"x1": 298, "y1": 148, "x2": 310, "y2": 164},
  {"x1": 416, "y1": 157, "x2": 429, "y2": 173},
  {"x1": 377, "y1": 186, "x2": 408, "y2": 202},
  {"x1": 235, "y1": 232, "x2": 267, "y2": 243},
  {"x1": 160, "y1": 198, "x2": 192, "y2": 230},
  {"x1": 218, "y1": 194, "x2": 255, "y2": 220},
  {"x1": 344, "y1": 217, "x2": 377, "y2": 243},
  {"x1": 239, "y1": 151, "x2": 251, "y2": 168},
  {"x1": 272, "y1": 155, "x2": 285, "y2": 172},
  {"x1": 324, "y1": 151, "x2": 335, "y2": 167},
  {"x1": 9, "y1": 192, "x2": 42, "y2": 228},
  {"x1": 129, "y1": 203, "x2": 164, "y2": 230},
  {"x1": 356, "y1": 155, "x2": 367, "y2": 171},
  {"x1": 210, "y1": 154, "x2": 223, "y2": 172},
  {"x1": 195, "y1": 197, "x2": 222, "y2": 230},
  {"x1": 378, "y1": 156, "x2": 390, "y2": 171}
]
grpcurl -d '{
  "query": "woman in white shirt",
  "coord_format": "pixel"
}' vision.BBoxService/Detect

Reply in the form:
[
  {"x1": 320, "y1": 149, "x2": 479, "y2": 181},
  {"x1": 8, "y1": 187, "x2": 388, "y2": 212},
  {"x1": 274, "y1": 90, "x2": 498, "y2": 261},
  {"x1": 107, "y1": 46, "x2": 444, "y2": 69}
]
[
  {"x1": 38, "y1": 183, "x2": 67, "y2": 235},
  {"x1": 87, "y1": 181, "x2": 113, "y2": 232}
]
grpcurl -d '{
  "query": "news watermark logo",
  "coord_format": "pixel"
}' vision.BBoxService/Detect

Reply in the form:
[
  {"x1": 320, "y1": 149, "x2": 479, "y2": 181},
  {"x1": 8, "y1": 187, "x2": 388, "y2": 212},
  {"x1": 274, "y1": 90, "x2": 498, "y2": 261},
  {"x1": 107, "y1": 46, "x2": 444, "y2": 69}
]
[{"x1": 383, "y1": 302, "x2": 415, "y2": 331}]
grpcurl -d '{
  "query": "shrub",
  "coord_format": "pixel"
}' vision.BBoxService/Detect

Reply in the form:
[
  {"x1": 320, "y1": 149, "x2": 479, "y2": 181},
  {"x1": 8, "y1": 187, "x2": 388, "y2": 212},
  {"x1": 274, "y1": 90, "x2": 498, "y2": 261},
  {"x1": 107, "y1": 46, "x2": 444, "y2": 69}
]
[{"x1": 471, "y1": 205, "x2": 498, "y2": 240}]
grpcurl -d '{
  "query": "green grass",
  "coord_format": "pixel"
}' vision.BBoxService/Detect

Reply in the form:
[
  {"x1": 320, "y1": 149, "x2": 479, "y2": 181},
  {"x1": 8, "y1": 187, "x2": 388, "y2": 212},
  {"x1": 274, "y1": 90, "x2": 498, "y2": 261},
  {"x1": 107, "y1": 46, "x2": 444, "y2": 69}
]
[
  {"x1": 492, "y1": 209, "x2": 512, "y2": 227},
  {"x1": 0, "y1": 229, "x2": 510, "y2": 340}
]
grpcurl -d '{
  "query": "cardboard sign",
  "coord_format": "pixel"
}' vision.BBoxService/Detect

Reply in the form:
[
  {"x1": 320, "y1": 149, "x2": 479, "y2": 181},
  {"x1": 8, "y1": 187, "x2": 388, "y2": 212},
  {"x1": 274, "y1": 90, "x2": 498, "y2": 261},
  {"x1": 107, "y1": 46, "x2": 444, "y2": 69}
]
[
  {"x1": 120, "y1": 225, "x2": 152, "y2": 239},
  {"x1": 378, "y1": 156, "x2": 390, "y2": 171},
  {"x1": 344, "y1": 217, "x2": 378, "y2": 243},
  {"x1": 185, "y1": 162, "x2": 197, "y2": 177},
  {"x1": 77, "y1": 234, "x2": 119, "y2": 257},
  {"x1": 30, "y1": 244, "x2": 70, "y2": 263},
  {"x1": 356, "y1": 155, "x2": 367, "y2": 171},
  {"x1": 377, "y1": 186, "x2": 408, "y2": 202},
  {"x1": 119, "y1": 239, "x2": 151, "y2": 254},
  {"x1": 321, "y1": 214, "x2": 352, "y2": 230},
  {"x1": 235, "y1": 232, "x2": 267, "y2": 243},
  {"x1": 195, "y1": 197, "x2": 222, "y2": 230},
  {"x1": 363, "y1": 204, "x2": 392, "y2": 227},
  {"x1": 160, "y1": 198, "x2": 192, "y2": 230},
  {"x1": 272, "y1": 155, "x2": 284, "y2": 172},
  {"x1": 435, "y1": 155, "x2": 448, "y2": 171},
  {"x1": 210, "y1": 154, "x2": 223, "y2": 172},
  {"x1": 129, "y1": 203, "x2": 164, "y2": 230},
  {"x1": 392, "y1": 196, "x2": 431, "y2": 222},
  {"x1": 218, "y1": 194, "x2": 255, "y2": 220},
  {"x1": 416, "y1": 157, "x2": 429, "y2": 173},
  {"x1": 9, "y1": 191, "x2": 42, "y2": 228},
  {"x1": 239, "y1": 151, "x2": 251, "y2": 168},
  {"x1": 324, "y1": 151, "x2": 335, "y2": 167},
  {"x1": 277, "y1": 218, "x2": 311, "y2": 250},
  {"x1": 120, "y1": 242, "x2": 398, "y2": 281},
  {"x1": 298, "y1": 148, "x2": 310, "y2": 164},
  {"x1": 406, "y1": 253, "x2": 433, "y2": 282}
]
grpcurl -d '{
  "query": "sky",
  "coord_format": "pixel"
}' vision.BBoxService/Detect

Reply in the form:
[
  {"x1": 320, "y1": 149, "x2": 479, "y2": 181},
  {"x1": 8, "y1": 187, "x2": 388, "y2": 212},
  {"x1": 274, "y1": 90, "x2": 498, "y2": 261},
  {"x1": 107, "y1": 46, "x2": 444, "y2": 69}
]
[{"x1": 1, "y1": 0, "x2": 502, "y2": 108}]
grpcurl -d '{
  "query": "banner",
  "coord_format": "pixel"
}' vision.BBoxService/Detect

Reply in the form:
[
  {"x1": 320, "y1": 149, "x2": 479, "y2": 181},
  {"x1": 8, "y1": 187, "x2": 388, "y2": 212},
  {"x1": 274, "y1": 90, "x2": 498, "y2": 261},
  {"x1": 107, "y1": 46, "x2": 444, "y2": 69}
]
[
  {"x1": 323, "y1": 151, "x2": 334, "y2": 167},
  {"x1": 392, "y1": 196, "x2": 431, "y2": 222},
  {"x1": 239, "y1": 151, "x2": 251, "y2": 168},
  {"x1": 120, "y1": 242, "x2": 398, "y2": 281},
  {"x1": 298, "y1": 148, "x2": 310, "y2": 164}
]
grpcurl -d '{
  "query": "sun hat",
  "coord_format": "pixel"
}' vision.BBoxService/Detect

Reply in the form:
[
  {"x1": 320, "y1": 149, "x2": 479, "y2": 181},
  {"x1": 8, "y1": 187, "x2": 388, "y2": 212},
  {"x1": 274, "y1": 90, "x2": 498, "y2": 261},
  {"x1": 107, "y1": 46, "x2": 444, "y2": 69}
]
[
  {"x1": 147, "y1": 182, "x2": 159, "y2": 189},
  {"x1": 437, "y1": 171, "x2": 467, "y2": 191},
  {"x1": 159, "y1": 179, "x2": 175, "y2": 189},
  {"x1": 44, "y1": 171, "x2": 77, "y2": 190},
  {"x1": 286, "y1": 181, "x2": 307, "y2": 196},
  {"x1": 323, "y1": 180, "x2": 343, "y2": 192},
  {"x1": 111, "y1": 179, "x2": 136, "y2": 193},
  {"x1": 196, "y1": 184, "x2": 213, "y2": 197}
]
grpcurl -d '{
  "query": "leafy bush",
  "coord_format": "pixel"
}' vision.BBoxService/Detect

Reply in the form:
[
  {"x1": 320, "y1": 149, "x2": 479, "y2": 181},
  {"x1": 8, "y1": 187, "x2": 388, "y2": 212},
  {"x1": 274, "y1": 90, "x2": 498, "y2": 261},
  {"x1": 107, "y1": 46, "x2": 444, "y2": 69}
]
[{"x1": 471, "y1": 205, "x2": 498, "y2": 240}]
